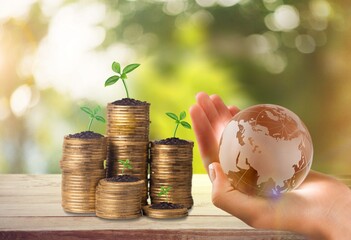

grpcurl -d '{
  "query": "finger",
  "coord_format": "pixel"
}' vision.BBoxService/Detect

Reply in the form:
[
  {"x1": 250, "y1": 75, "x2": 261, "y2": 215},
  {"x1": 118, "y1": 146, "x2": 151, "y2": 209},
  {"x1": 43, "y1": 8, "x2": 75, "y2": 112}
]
[
  {"x1": 209, "y1": 162, "x2": 270, "y2": 225},
  {"x1": 228, "y1": 105, "x2": 240, "y2": 116},
  {"x1": 196, "y1": 92, "x2": 222, "y2": 139},
  {"x1": 209, "y1": 94, "x2": 234, "y2": 127},
  {"x1": 189, "y1": 104, "x2": 219, "y2": 172}
]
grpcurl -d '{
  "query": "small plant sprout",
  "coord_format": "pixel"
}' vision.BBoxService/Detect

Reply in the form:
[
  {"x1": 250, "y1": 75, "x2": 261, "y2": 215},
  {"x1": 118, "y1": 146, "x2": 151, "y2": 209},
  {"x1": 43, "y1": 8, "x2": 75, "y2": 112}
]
[
  {"x1": 158, "y1": 186, "x2": 172, "y2": 203},
  {"x1": 104, "y1": 61, "x2": 140, "y2": 98},
  {"x1": 118, "y1": 159, "x2": 132, "y2": 175},
  {"x1": 80, "y1": 105, "x2": 106, "y2": 131},
  {"x1": 166, "y1": 111, "x2": 192, "y2": 138}
]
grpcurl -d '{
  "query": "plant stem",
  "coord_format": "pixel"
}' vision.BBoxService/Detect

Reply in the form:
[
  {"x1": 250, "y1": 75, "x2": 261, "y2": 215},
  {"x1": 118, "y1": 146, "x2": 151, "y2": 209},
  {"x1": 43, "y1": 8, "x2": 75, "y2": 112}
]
[
  {"x1": 88, "y1": 117, "x2": 93, "y2": 131},
  {"x1": 173, "y1": 122, "x2": 179, "y2": 138},
  {"x1": 122, "y1": 79, "x2": 129, "y2": 98}
]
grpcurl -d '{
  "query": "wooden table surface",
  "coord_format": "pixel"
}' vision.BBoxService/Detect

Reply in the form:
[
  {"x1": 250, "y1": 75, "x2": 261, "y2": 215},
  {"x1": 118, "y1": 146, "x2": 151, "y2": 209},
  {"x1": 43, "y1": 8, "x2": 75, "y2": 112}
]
[{"x1": 0, "y1": 174, "x2": 350, "y2": 240}]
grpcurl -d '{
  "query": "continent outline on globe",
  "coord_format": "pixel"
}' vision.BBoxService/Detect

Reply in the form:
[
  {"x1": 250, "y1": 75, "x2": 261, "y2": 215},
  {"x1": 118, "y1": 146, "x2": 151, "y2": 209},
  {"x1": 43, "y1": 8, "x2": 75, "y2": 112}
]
[{"x1": 219, "y1": 104, "x2": 313, "y2": 197}]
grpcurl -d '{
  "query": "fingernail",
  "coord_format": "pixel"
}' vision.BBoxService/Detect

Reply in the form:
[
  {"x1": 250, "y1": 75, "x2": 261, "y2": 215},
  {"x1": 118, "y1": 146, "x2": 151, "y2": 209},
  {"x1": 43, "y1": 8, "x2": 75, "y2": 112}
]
[{"x1": 209, "y1": 163, "x2": 216, "y2": 182}]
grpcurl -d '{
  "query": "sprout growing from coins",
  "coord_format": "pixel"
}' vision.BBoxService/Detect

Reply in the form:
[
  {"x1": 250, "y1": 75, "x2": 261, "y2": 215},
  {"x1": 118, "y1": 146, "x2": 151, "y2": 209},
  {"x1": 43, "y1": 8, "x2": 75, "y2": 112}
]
[
  {"x1": 104, "y1": 61, "x2": 140, "y2": 98},
  {"x1": 166, "y1": 111, "x2": 192, "y2": 138},
  {"x1": 80, "y1": 105, "x2": 106, "y2": 131},
  {"x1": 118, "y1": 159, "x2": 132, "y2": 175},
  {"x1": 158, "y1": 186, "x2": 172, "y2": 203}
]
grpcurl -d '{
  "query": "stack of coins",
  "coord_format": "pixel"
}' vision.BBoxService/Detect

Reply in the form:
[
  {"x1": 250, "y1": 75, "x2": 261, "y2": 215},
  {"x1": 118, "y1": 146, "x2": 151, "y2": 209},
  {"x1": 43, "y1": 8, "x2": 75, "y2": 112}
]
[
  {"x1": 60, "y1": 136, "x2": 107, "y2": 213},
  {"x1": 95, "y1": 178, "x2": 144, "y2": 219},
  {"x1": 150, "y1": 141, "x2": 194, "y2": 209},
  {"x1": 142, "y1": 205, "x2": 188, "y2": 219},
  {"x1": 106, "y1": 101, "x2": 150, "y2": 205}
]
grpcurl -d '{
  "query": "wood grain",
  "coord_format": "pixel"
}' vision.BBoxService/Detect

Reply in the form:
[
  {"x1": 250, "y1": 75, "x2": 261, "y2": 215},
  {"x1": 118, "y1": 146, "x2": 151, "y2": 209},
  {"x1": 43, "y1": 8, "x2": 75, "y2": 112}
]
[
  {"x1": 0, "y1": 174, "x2": 349, "y2": 239},
  {"x1": 0, "y1": 230, "x2": 306, "y2": 240}
]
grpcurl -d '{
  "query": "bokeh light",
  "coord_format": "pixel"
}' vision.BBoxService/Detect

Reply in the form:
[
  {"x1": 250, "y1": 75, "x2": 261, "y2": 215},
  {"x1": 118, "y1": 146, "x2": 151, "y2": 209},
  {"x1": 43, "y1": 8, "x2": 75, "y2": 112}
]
[
  {"x1": 10, "y1": 85, "x2": 32, "y2": 117},
  {"x1": 295, "y1": 34, "x2": 316, "y2": 54},
  {"x1": 273, "y1": 5, "x2": 300, "y2": 31}
]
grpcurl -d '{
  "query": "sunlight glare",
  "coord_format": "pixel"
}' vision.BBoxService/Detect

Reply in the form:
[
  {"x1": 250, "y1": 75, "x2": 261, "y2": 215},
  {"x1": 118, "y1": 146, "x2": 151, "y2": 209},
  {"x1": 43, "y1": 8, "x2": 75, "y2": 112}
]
[
  {"x1": 33, "y1": 1, "x2": 132, "y2": 103},
  {"x1": 0, "y1": 0, "x2": 36, "y2": 21}
]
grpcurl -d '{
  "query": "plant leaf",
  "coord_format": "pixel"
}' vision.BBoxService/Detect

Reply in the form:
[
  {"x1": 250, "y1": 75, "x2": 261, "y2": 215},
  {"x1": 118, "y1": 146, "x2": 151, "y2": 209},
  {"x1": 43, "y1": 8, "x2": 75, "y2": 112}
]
[
  {"x1": 112, "y1": 62, "x2": 121, "y2": 74},
  {"x1": 122, "y1": 63, "x2": 140, "y2": 74},
  {"x1": 103, "y1": 160, "x2": 107, "y2": 169},
  {"x1": 166, "y1": 112, "x2": 178, "y2": 121},
  {"x1": 105, "y1": 75, "x2": 119, "y2": 87},
  {"x1": 180, "y1": 121, "x2": 192, "y2": 129},
  {"x1": 80, "y1": 107, "x2": 93, "y2": 116},
  {"x1": 95, "y1": 116, "x2": 106, "y2": 123},
  {"x1": 121, "y1": 73, "x2": 128, "y2": 80},
  {"x1": 158, "y1": 186, "x2": 166, "y2": 196},
  {"x1": 93, "y1": 106, "x2": 101, "y2": 115},
  {"x1": 179, "y1": 111, "x2": 186, "y2": 120}
]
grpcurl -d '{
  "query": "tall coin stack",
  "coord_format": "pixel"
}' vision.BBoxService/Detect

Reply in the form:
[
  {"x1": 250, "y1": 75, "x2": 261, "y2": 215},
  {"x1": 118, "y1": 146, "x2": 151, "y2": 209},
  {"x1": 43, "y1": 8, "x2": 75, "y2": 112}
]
[
  {"x1": 60, "y1": 135, "x2": 107, "y2": 213},
  {"x1": 95, "y1": 178, "x2": 144, "y2": 219},
  {"x1": 106, "y1": 100, "x2": 150, "y2": 205},
  {"x1": 150, "y1": 141, "x2": 194, "y2": 209}
]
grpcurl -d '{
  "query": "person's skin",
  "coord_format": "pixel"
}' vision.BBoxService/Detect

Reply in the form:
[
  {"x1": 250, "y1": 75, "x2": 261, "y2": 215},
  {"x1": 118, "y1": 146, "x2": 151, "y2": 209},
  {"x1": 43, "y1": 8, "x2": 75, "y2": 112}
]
[{"x1": 189, "y1": 92, "x2": 351, "y2": 240}]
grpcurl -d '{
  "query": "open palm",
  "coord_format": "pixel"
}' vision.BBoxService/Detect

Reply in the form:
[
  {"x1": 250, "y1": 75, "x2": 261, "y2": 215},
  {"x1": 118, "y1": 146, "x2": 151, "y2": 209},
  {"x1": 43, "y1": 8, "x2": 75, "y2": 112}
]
[
  {"x1": 189, "y1": 92, "x2": 240, "y2": 171},
  {"x1": 190, "y1": 92, "x2": 351, "y2": 239}
]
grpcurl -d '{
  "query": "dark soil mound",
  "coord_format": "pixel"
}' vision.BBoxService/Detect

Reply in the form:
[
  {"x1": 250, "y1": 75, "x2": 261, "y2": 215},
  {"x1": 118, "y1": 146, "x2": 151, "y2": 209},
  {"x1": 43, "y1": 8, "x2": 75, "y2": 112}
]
[
  {"x1": 68, "y1": 131, "x2": 104, "y2": 139},
  {"x1": 111, "y1": 98, "x2": 149, "y2": 106},
  {"x1": 150, "y1": 202, "x2": 184, "y2": 209},
  {"x1": 154, "y1": 137, "x2": 190, "y2": 145},
  {"x1": 106, "y1": 175, "x2": 140, "y2": 182}
]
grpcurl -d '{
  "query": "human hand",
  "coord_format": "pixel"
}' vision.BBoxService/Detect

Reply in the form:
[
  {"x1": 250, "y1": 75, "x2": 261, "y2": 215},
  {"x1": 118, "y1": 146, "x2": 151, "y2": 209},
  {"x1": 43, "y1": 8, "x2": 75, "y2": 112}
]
[
  {"x1": 190, "y1": 92, "x2": 351, "y2": 240},
  {"x1": 189, "y1": 92, "x2": 240, "y2": 172}
]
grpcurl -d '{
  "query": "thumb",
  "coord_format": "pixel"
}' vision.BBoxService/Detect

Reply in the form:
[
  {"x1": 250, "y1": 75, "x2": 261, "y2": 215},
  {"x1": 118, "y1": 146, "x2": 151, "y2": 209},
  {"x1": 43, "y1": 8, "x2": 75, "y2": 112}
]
[
  {"x1": 208, "y1": 162, "x2": 269, "y2": 225},
  {"x1": 208, "y1": 162, "x2": 238, "y2": 210},
  {"x1": 208, "y1": 162, "x2": 233, "y2": 192}
]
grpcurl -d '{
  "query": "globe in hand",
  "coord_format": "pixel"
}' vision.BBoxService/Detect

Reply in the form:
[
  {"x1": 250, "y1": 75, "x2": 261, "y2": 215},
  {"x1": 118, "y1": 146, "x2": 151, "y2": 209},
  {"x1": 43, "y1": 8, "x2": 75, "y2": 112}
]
[{"x1": 219, "y1": 104, "x2": 313, "y2": 197}]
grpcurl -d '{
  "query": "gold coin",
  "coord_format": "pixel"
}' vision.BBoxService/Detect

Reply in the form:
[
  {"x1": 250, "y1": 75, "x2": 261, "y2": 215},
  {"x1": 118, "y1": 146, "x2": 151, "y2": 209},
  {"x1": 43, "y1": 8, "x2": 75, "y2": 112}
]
[
  {"x1": 142, "y1": 205, "x2": 188, "y2": 219},
  {"x1": 95, "y1": 179, "x2": 144, "y2": 220}
]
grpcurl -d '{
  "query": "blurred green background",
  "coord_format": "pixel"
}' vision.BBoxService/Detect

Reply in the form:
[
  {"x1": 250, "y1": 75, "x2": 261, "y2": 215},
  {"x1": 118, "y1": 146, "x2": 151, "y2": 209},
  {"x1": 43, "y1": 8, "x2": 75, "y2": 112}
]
[{"x1": 1, "y1": 0, "x2": 351, "y2": 174}]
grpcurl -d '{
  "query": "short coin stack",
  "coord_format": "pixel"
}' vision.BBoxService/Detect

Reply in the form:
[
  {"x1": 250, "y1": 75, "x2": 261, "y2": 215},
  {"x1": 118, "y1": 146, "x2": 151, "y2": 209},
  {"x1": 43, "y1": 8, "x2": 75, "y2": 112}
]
[
  {"x1": 60, "y1": 135, "x2": 107, "y2": 213},
  {"x1": 95, "y1": 178, "x2": 144, "y2": 219},
  {"x1": 106, "y1": 99, "x2": 150, "y2": 205},
  {"x1": 142, "y1": 205, "x2": 188, "y2": 219},
  {"x1": 150, "y1": 140, "x2": 194, "y2": 209}
]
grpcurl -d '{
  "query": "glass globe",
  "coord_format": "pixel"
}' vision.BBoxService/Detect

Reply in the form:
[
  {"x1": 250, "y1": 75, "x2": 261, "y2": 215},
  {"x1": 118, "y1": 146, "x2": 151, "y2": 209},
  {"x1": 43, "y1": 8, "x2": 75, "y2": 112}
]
[{"x1": 219, "y1": 104, "x2": 313, "y2": 197}]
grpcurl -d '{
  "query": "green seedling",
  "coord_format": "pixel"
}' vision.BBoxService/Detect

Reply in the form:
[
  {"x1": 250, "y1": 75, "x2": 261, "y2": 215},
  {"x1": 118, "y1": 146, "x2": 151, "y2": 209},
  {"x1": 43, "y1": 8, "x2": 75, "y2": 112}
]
[
  {"x1": 118, "y1": 159, "x2": 132, "y2": 174},
  {"x1": 166, "y1": 111, "x2": 192, "y2": 138},
  {"x1": 104, "y1": 61, "x2": 140, "y2": 98},
  {"x1": 158, "y1": 186, "x2": 172, "y2": 203},
  {"x1": 80, "y1": 105, "x2": 106, "y2": 131}
]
